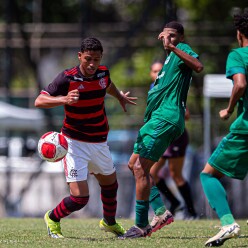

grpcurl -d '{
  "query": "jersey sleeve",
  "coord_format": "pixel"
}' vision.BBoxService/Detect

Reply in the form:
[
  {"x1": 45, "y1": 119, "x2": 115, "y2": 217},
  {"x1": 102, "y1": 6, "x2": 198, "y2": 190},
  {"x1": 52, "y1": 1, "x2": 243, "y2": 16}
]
[
  {"x1": 107, "y1": 70, "x2": 111, "y2": 88},
  {"x1": 226, "y1": 50, "x2": 246, "y2": 80},
  {"x1": 177, "y1": 43, "x2": 199, "y2": 66},
  {"x1": 99, "y1": 65, "x2": 111, "y2": 88},
  {"x1": 42, "y1": 71, "x2": 70, "y2": 96}
]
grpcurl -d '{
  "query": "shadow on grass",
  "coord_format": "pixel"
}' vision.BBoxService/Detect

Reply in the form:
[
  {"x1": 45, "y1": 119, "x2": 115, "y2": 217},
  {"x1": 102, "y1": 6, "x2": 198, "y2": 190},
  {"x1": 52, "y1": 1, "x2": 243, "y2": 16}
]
[
  {"x1": 66, "y1": 236, "x2": 116, "y2": 241},
  {"x1": 156, "y1": 234, "x2": 248, "y2": 240}
]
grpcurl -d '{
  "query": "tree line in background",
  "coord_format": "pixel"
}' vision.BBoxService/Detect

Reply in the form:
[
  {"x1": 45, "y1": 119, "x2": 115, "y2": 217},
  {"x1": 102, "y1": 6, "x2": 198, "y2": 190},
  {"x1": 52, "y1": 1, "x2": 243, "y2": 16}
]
[{"x1": 0, "y1": 0, "x2": 247, "y2": 146}]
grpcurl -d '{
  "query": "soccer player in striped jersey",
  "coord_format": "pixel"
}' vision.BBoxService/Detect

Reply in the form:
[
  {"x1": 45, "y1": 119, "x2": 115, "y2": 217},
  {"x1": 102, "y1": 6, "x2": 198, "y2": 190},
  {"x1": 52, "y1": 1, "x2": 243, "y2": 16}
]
[
  {"x1": 35, "y1": 37, "x2": 137, "y2": 238},
  {"x1": 201, "y1": 12, "x2": 248, "y2": 247}
]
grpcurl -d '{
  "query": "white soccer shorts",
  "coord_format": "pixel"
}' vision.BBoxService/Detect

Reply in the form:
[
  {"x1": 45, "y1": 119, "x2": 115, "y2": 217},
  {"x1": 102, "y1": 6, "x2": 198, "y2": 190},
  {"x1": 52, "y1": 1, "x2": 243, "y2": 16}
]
[{"x1": 62, "y1": 137, "x2": 115, "y2": 182}]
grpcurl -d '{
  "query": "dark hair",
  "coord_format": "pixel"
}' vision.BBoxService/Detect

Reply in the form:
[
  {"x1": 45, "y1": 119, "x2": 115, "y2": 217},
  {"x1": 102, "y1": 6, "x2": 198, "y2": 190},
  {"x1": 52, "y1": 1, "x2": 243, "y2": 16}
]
[
  {"x1": 234, "y1": 12, "x2": 248, "y2": 38},
  {"x1": 150, "y1": 60, "x2": 164, "y2": 68},
  {"x1": 164, "y1": 21, "x2": 184, "y2": 35},
  {"x1": 80, "y1": 37, "x2": 103, "y2": 53}
]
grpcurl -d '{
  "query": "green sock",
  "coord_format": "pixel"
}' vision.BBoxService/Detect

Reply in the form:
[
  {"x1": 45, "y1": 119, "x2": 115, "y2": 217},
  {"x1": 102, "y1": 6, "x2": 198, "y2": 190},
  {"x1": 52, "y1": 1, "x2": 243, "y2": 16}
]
[
  {"x1": 200, "y1": 172, "x2": 235, "y2": 226},
  {"x1": 135, "y1": 200, "x2": 149, "y2": 227},
  {"x1": 220, "y1": 214, "x2": 235, "y2": 226},
  {"x1": 149, "y1": 186, "x2": 166, "y2": 216}
]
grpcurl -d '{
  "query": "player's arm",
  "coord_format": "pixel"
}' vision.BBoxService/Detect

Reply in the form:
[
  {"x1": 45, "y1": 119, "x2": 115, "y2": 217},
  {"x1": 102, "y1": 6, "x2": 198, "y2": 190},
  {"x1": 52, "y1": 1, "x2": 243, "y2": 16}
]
[
  {"x1": 107, "y1": 81, "x2": 137, "y2": 112},
  {"x1": 169, "y1": 47, "x2": 203, "y2": 73},
  {"x1": 35, "y1": 89, "x2": 79, "y2": 108},
  {"x1": 158, "y1": 32, "x2": 203, "y2": 73},
  {"x1": 219, "y1": 73, "x2": 247, "y2": 120},
  {"x1": 35, "y1": 71, "x2": 80, "y2": 108}
]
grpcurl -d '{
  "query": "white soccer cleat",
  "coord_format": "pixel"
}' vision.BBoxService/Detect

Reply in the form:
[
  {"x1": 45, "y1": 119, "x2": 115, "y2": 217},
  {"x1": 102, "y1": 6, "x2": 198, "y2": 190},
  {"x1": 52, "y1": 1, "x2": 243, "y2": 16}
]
[
  {"x1": 150, "y1": 210, "x2": 174, "y2": 233},
  {"x1": 205, "y1": 223, "x2": 240, "y2": 247}
]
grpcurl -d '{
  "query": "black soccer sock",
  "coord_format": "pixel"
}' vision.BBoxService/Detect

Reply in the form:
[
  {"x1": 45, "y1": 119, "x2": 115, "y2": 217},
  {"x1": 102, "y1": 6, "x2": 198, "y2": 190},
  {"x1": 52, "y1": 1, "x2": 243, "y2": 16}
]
[
  {"x1": 178, "y1": 182, "x2": 197, "y2": 216},
  {"x1": 156, "y1": 178, "x2": 180, "y2": 214}
]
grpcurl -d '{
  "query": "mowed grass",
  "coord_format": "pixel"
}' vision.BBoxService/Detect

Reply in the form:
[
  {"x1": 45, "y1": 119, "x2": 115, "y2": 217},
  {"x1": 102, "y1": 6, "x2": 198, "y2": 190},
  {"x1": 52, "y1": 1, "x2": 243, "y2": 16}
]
[{"x1": 0, "y1": 218, "x2": 247, "y2": 248}]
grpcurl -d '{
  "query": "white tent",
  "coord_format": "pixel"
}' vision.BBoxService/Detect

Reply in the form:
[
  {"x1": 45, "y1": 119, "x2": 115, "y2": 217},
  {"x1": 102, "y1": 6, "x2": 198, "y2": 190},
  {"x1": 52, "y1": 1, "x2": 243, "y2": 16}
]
[
  {"x1": 203, "y1": 74, "x2": 233, "y2": 162},
  {"x1": 0, "y1": 101, "x2": 45, "y2": 131}
]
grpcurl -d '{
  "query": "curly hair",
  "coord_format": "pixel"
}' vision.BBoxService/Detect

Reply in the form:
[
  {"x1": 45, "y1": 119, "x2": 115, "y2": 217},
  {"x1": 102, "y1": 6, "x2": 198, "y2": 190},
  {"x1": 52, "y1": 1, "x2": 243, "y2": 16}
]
[
  {"x1": 234, "y1": 12, "x2": 248, "y2": 38},
  {"x1": 80, "y1": 37, "x2": 103, "y2": 53}
]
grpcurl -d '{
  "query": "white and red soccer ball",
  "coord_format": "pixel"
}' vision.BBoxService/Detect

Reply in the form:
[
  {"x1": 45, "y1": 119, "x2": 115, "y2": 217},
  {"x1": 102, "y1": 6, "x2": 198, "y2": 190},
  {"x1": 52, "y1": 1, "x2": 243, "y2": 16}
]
[{"x1": 38, "y1": 131, "x2": 68, "y2": 162}]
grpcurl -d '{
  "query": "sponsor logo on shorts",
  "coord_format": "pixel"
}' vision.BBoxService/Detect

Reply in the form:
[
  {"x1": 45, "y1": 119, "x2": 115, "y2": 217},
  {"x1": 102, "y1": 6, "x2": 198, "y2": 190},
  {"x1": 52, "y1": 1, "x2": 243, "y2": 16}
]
[{"x1": 70, "y1": 169, "x2": 78, "y2": 177}]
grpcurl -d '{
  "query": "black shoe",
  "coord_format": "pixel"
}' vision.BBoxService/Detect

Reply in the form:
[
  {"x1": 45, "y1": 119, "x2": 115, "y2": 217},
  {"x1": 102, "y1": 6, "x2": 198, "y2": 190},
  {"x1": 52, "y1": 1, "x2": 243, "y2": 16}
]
[{"x1": 119, "y1": 225, "x2": 152, "y2": 239}]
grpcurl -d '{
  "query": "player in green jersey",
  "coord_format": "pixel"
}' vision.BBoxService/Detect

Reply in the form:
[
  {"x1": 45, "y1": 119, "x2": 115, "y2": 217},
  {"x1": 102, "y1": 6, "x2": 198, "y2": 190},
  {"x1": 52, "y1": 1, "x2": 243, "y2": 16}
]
[
  {"x1": 201, "y1": 12, "x2": 248, "y2": 247},
  {"x1": 120, "y1": 21, "x2": 203, "y2": 239}
]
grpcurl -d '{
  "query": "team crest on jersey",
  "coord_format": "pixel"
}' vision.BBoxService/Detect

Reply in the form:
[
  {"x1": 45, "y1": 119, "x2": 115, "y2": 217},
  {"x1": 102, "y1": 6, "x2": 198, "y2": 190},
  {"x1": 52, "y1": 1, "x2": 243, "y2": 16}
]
[{"x1": 99, "y1": 78, "x2": 107, "y2": 88}]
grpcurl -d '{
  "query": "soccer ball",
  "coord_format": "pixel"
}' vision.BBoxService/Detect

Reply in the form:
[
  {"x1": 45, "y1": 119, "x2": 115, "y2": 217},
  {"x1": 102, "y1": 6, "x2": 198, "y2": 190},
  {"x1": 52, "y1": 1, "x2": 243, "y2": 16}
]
[{"x1": 38, "y1": 131, "x2": 68, "y2": 162}]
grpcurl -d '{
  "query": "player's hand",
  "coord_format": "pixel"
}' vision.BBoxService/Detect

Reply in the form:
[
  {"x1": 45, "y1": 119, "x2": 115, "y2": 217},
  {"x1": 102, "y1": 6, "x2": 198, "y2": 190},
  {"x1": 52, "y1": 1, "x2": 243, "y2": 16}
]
[
  {"x1": 219, "y1": 109, "x2": 232, "y2": 120},
  {"x1": 66, "y1": 89, "x2": 80, "y2": 105},
  {"x1": 119, "y1": 91, "x2": 137, "y2": 112},
  {"x1": 158, "y1": 31, "x2": 174, "y2": 50}
]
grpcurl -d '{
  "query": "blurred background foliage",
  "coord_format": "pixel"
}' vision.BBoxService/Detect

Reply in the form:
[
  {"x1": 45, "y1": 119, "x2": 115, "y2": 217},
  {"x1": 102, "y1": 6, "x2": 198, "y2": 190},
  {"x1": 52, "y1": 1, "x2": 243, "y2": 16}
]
[{"x1": 0, "y1": 0, "x2": 247, "y2": 147}]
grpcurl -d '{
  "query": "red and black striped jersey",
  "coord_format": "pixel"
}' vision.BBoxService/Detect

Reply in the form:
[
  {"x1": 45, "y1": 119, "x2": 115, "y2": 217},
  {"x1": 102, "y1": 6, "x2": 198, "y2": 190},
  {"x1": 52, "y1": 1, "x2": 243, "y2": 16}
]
[{"x1": 41, "y1": 65, "x2": 111, "y2": 142}]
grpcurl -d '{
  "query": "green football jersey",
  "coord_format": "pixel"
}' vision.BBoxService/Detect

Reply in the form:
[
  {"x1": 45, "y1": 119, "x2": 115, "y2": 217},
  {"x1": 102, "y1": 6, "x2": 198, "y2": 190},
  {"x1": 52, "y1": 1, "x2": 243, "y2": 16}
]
[
  {"x1": 144, "y1": 43, "x2": 199, "y2": 131},
  {"x1": 226, "y1": 47, "x2": 248, "y2": 134}
]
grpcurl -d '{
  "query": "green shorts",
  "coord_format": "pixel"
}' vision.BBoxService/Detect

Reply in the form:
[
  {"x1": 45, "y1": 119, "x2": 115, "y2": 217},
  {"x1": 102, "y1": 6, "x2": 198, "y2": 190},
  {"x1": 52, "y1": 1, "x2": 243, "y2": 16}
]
[
  {"x1": 208, "y1": 132, "x2": 248, "y2": 180},
  {"x1": 133, "y1": 117, "x2": 182, "y2": 162}
]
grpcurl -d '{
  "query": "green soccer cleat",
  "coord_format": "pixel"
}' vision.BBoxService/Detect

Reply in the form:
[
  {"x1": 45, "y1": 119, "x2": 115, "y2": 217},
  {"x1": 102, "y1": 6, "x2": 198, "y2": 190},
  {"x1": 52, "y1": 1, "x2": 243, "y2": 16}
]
[
  {"x1": 44, "y1": 210, "x2": 64, "y2": 238},
  {"x1": 99, "y1": 219, "x2": 126, "y2": 236}
]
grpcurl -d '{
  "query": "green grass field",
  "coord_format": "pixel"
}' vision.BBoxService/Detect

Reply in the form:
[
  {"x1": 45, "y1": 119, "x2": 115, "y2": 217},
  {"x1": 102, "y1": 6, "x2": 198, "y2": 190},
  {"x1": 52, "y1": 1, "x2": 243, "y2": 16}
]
[{"x1": 0, "y1": 218, "x2": 247, "y2": 248}]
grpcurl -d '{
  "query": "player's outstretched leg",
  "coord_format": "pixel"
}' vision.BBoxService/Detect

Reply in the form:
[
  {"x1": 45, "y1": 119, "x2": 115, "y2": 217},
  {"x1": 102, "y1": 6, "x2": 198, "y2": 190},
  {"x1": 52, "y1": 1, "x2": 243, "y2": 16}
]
[
  {"x1": 200, "y1": 172, "x2": 240, "y2": 246},
  {"x1": 150, "y1": 209, "x2": 174, "y2": 233},
  {"x1": 44, "y1": 210, "x2": 64, "y2": 238},
  {"x1": 99, "y1": 219, "x2": 126, "y2": 236},
  {"x1": 205, "y1": 223, "x2": 241, "y2": 247}
]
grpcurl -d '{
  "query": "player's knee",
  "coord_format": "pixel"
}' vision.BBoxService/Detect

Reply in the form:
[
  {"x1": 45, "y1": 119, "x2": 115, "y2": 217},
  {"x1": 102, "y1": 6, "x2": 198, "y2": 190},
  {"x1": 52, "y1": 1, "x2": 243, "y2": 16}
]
[
  {"x1": 200, "y1": 171, "x2": 212, "y2": 182},
  {"x1": 128, "y1": 160, "x2": 134, "y2": 173},
  {"x1": 133, "y1": 164, "x2": 148, "y2": 180}
]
